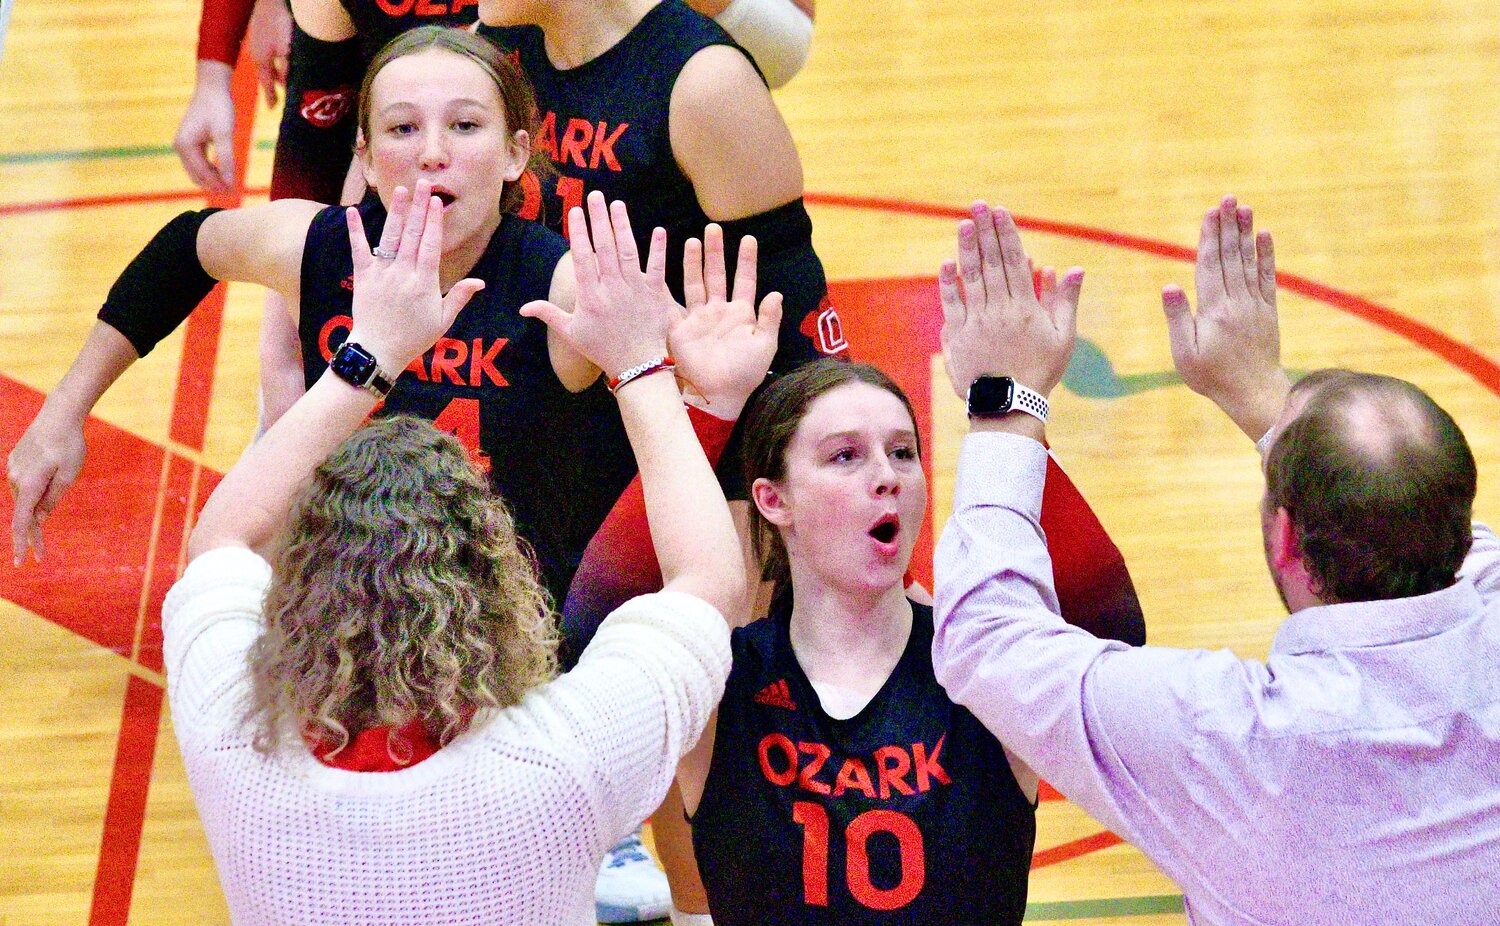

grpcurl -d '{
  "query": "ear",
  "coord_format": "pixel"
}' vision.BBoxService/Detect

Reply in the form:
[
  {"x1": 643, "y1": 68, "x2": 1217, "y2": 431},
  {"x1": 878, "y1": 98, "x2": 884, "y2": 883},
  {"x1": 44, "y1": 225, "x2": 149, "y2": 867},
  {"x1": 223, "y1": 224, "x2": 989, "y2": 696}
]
[
  {"x1": 751, "y1": 477, "x2": 792, "y2": 528},
  {"x1": 357, "y1": 130, "x2": 376, "y2": 190},
  {"x1": 1267, "y1": 507, "x2": 1300, "y2": 571},
  {"x1": 504, "y1": 130, "x2": 531, "y2": 182}
]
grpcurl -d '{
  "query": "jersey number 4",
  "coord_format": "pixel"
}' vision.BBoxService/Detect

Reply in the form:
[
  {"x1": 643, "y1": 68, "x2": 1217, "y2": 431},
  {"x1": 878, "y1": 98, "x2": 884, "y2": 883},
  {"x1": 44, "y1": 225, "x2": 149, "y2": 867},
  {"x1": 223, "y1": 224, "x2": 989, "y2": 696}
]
[
  {"x1": 792, "y1": 802, "x2": 924, "y2": 911},
  {"x1": 432, "y1": 398, "x2": 492, "y2": 473}
]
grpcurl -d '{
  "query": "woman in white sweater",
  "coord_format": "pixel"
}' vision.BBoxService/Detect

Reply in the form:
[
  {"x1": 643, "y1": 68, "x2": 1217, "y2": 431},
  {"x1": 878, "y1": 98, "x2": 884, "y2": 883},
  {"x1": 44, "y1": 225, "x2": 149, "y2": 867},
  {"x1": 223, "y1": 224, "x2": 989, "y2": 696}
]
[{"x1": 163, "y1": 186, "x2": 780, "y2": 924}]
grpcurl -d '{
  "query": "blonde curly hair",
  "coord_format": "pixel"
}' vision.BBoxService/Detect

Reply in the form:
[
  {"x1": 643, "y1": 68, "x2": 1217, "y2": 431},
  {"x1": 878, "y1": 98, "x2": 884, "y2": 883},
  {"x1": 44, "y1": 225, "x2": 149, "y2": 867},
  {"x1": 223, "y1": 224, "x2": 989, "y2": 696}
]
[{"x1": 246, "y1": 416, "x2": 558, "y2": 763}]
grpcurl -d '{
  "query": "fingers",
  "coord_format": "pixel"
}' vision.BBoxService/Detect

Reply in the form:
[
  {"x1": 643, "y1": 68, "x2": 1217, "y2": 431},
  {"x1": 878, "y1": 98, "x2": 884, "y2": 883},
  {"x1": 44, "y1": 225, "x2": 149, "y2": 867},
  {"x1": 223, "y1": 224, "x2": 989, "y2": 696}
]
[
  {"x1": 1217, "y1": 195, "x2": 1249, "y2": 300},
  {"x1": 992, "y1": 207, "x2": 1033, "y2": 301},
  {"x1": 346, "y1": 207, "x2": 370, "y2": 274},
  {"x1": 376, "y1": 185, "x2": 411, "y2": 257},
  {"x1": 9, "y1": 476, "x2": 45, "y2": 566},
  {"x1": 1161, "y1": 283, "x2": 1196, "y2": 369},
  {"x1": 519, "y1": 298, "x2": 570, "y2": 330},
  {"x1": 1236, "y1": 204, "x2": 1258, "y2": 297},
  {"x1": 259, "y1": 60, "x2": 279, "y2": 108},
  {"x1": 956, "y1": 220, "x2": 983, "y2": 305},
  {"x1": 1194, "y1": 205, "x2": 1222, "y2": 305},
  {"x1": 397, "y1": 179, "x2": 432, "y2": 259},
  {"x1": 414, "y1": 192, "x2": 445, "y2": 270},
  {"x1": 732, "y1": 234, "x2": 758, "y2": 307},
  {"x1": 173, "y1": 128, "x2": 226, "y2": 193},
  {"x1": 970, "y1": 201, "x2": 1006, "y2": 300},
  {"x1": 585, "y1": 191, "x2": 619, "y2": 279},
  {"x1": 683, "y1": 237, "x2": 706, "y2": 308},
  {"x1": 703, "y1": 224, "x2": 728, "y2": 303},
  {"x1": 938, "y1": 259, "x2": 965, "y2": 332},
  {"x1": 608, "y1": 199, "x2": 639, "y2": 271},
  {"x1": 443, "y1": 279, "x2": 486, "y2": 323},
  {"x1": 565, "y1": 205, "x2": 600, "y2": 294},
  {"x1": 755, "y1": 291, "x2": 784, "y2": 338},
  {"x1": 645, "y1": 227, "x2": 668, "y2": 294},
  {"x1": 1256, "y1": 231, "x2": 1277, "y2": 305},
  {"x1": 209, "y1": 124, "x2": 236, "y2": 190}
]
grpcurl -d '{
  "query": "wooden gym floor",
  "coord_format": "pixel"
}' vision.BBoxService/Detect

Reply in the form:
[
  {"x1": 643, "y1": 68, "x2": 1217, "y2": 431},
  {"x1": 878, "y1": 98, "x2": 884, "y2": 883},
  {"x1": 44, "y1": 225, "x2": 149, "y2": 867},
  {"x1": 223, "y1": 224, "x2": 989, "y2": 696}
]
[{"x1": 1, "y1": 0, "x2": 1497, "y2": 923}]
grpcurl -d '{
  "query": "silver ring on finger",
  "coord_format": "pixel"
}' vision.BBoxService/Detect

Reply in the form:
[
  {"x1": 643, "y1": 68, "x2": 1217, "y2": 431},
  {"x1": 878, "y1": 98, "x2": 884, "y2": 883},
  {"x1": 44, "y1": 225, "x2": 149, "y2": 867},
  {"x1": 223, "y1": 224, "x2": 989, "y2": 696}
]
[{"x1": 372, "y1": 246, "x2": 399, "y2": 260}]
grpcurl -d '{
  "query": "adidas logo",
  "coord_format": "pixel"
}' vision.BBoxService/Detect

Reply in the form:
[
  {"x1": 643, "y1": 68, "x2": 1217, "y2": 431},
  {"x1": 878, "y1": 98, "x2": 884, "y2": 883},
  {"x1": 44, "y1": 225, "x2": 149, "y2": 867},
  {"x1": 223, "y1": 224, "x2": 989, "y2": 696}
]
[{"x1": 754, "y1": 679, "x2": 797, "y2": 711}]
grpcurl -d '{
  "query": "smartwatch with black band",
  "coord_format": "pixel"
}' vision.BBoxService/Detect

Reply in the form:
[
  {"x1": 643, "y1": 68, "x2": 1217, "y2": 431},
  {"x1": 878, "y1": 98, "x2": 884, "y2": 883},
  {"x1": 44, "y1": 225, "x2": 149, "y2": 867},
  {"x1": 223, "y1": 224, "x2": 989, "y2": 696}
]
[
  {"x1": 330, "y1": 341, "x2": 395, "y2": 398},
  {"x1": 966, "y1": 375, "x2": 1049, "y2": 424}
]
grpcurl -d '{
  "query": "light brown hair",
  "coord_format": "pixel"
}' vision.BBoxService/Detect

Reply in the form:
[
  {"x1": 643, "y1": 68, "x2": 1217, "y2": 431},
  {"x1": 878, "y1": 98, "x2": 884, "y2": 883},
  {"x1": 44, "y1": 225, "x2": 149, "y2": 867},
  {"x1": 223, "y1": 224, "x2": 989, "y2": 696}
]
[{"x1": 246, "y1": 416, "x2": 557, "y2": 763}]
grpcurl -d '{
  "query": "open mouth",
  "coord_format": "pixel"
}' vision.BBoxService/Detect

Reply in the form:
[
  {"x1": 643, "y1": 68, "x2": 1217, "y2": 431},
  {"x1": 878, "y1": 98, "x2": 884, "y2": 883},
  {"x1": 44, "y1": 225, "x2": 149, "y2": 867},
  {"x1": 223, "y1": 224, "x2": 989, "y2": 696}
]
[
  {"x1": 868, "y1": 514, "x2": 899, "y2": 545},
  {"x1": 431, "y1": 189, "x2": 457, "y2": 208}
]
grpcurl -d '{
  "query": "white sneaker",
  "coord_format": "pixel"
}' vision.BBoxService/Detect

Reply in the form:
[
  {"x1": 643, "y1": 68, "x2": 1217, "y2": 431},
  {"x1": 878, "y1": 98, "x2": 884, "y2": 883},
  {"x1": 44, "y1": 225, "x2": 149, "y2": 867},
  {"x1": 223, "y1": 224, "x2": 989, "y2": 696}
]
[{"x1": 595, "y1": 830, "x2": 672, "y2": 923}]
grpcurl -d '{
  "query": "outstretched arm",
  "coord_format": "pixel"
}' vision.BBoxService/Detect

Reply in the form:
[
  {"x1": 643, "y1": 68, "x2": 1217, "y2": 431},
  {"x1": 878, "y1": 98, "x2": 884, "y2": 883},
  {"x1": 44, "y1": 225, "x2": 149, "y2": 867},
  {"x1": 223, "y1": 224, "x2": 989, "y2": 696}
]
[
  {"x1": 7, "y1": 199, "x2": 323, "y2": 564},
  {"x1": 523, "y1": 193, "x2": 759, "y2": 618},
  {"x1": 188, "y1": 182, "x2": 481, "y2": 559}
]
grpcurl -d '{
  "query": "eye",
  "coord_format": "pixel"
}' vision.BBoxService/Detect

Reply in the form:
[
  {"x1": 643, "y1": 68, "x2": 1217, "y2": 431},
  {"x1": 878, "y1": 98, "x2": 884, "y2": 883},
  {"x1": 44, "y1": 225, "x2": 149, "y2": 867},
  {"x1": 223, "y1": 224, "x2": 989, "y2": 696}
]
[
  {"x1": 387, "y1": 122, "x2": 417, "y2": 137},
  {"x1": 453, "y1": 119, "x2": 481, "y2": 133},
  {"x1": 829, "y1": 447, "x2": 858, "y2": 463},
  {"x1": 892, "y1": 445, "x2": 918, "y2": 462}
]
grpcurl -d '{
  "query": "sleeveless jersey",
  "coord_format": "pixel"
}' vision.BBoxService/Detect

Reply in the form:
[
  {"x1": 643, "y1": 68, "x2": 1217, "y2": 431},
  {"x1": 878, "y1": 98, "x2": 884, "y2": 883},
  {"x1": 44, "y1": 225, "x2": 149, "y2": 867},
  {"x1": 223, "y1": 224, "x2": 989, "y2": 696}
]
[
  {"x1": 692, "y1": 601, "x2": 1036, "y2": 925},
  {"x1": 297, "y1": 202, "x2": 638, "y2": 606},
  {"x1": 481, "y1": 0, "x2": 737, "y2": 285},
  {"x1": 336, "y1": 0, "x2": 481, "y2": 62}
]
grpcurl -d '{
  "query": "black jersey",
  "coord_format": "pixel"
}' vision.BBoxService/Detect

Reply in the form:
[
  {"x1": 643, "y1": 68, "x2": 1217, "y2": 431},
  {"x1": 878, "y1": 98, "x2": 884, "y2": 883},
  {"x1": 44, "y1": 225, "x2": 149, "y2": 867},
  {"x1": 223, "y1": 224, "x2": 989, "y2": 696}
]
[
  {"x1": 336, "y1": 0, "x2": 480, "y2": 62},
  {"x1": 297, "y1": 202, "x2": 637, "y2": 606},
  {"x1": 483, "y1": 0, "x2": 842, "y2": 499},
  {"x1": 482, "y1": 1, "x2": 735, "y2": 282},
  {"x1": 692, "y1": 601, "x2": 1036, "y2": 925}
]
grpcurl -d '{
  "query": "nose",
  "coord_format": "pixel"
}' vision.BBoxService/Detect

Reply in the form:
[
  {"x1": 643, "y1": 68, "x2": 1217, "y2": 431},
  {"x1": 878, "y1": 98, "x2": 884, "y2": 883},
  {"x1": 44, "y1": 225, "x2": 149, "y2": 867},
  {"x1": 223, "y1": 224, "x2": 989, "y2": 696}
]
[
  {"x1": 872, "y1": 456, "x2": 900, "y2": 497},
  {"x1": 418, "y1": 127, "x2": 450, "y2": 171}
]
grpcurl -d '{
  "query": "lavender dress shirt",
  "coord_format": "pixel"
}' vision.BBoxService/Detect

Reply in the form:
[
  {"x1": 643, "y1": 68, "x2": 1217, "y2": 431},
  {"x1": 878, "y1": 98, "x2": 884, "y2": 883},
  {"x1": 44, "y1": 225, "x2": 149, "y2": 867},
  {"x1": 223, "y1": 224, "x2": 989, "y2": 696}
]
[{"x1": 933, "y1": 432, "x2": 1500, "y2": 926}]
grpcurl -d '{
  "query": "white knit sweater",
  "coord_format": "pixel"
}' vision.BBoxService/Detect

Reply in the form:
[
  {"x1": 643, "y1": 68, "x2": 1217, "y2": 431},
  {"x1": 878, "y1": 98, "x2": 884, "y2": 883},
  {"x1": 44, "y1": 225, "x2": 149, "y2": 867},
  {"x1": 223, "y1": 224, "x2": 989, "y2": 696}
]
[{"x1": 163, "y1": 546, "x2": 731, "y2": 925}]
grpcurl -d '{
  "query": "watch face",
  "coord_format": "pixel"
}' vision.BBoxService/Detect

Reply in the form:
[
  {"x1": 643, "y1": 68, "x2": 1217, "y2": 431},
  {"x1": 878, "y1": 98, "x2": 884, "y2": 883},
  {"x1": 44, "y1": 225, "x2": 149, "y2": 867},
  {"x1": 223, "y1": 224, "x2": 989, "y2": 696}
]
[
  {"x1": 331, "y1": 341, "x2": 378, "y2": 387},
  {"x1": 968, "y1": 376, "x2": 1015, "y2": 417}
]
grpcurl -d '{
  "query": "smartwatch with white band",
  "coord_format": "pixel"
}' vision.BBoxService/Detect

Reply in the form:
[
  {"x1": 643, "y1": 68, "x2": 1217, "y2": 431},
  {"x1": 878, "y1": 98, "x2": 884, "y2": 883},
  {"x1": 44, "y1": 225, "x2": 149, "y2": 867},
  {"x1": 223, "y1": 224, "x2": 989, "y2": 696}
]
[{"x1": 966, "y1": 375, "x2": 1049, "y2": 424}]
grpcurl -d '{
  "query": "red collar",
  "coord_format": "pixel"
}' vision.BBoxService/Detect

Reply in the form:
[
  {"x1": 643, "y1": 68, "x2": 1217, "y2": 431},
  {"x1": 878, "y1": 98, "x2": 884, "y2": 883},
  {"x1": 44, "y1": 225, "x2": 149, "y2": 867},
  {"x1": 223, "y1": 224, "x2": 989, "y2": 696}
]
[{"x1": 310, "y1": 718, "x2": 442, "y2": 772}]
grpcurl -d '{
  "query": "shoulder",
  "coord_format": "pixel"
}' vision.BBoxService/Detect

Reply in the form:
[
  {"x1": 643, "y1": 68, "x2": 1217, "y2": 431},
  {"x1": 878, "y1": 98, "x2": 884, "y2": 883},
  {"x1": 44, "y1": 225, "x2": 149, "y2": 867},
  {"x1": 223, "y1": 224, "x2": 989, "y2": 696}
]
[{"x1": 673, "y1": 42, "x2": 767, "y2": 115}]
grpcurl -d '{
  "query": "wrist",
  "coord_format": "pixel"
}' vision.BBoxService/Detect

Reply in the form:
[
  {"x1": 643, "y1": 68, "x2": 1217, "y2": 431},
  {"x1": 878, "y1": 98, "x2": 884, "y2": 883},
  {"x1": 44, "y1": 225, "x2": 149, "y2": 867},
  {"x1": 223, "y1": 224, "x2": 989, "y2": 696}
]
[
  {"x1": 1215, "y1": 371, "x2": 1292, "y2": 442},
  {"x1": 969, "y1": 412, "x2": 1046, "y2": 444},
  {"x1": 193, "y1": 59, "x2": 235, "y2": 91}
]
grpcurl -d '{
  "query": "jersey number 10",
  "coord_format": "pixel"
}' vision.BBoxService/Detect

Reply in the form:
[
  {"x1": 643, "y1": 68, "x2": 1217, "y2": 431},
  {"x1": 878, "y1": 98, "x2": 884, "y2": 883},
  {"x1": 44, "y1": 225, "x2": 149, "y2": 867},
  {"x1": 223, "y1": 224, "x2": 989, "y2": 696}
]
[{"x1": 791, "y1": 802, "x2": 925, "y2": 911}]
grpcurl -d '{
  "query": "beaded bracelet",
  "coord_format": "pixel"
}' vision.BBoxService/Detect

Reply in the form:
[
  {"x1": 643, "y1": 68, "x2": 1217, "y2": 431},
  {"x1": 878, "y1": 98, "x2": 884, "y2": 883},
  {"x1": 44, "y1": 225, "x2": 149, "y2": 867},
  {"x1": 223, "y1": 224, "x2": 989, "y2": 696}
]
[{"x1": 608, "y1": 355, "x2": 677, "y2": 394}]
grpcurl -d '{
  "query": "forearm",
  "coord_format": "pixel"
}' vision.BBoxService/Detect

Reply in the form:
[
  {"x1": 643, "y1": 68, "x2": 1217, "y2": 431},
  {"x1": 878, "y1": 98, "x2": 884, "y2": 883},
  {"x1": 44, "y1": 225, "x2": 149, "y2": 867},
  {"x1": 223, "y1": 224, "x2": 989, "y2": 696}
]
[
  {"x1": 192, "y1": 59, "x2": 234, "y2": 98},
  {"x1": 188, "y1": 369, "x2": 375, "y2": 559},
  {"x1": 613, "y1": 373, "x2": 745, "y2": 617},
  {"x1": 932, "y1": 432, "x2": 1133, "y2": 826},
  {"x1": 36, "y1": 323, "x2": 141, "y2": 426}
]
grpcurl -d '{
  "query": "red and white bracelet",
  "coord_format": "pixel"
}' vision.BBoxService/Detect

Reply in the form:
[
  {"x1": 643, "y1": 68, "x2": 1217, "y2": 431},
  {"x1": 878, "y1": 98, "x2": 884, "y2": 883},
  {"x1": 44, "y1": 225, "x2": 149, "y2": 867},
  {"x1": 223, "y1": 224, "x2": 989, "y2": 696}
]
[{"x1": 607, "y1": 355, "x2": 677, "y2": 394}]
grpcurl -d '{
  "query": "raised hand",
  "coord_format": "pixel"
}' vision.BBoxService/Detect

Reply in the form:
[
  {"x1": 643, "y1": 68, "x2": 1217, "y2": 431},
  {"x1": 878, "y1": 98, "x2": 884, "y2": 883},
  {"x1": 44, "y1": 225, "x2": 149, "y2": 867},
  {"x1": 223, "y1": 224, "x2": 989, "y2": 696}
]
[
  {"x1": 670, "y1": 224, "x2": 782, "y2": 416},
  {"x1": 939, "y1": 201, "x2": 1080, "y2": 402},
  {"x1": 1162, "y1": 195, "x2": 1290, "y2": 440},
  {"x1": 344, "y1": 179, "x2": 484, "y2": 372},
  {"x1": 520, "y1": 191, "x2": 677, "y2": 378}
]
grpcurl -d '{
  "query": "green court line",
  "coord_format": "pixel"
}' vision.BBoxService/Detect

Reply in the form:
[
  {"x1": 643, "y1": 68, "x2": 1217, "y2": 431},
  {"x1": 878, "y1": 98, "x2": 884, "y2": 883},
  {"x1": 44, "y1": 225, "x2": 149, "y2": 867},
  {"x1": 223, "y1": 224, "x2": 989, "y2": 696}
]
[
  {"x1": 0, "y1": 140, "x2": 274, "y2": 166},
  {"x1": 1025, "y1": 894, "x2": 1185, "y2": 921}
]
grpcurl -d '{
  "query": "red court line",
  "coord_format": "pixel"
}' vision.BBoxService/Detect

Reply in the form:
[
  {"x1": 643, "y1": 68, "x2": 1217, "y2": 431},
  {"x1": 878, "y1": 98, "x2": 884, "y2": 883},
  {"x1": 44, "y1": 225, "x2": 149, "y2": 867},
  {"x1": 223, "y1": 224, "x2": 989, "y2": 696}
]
[
  {"x1": 85, "y1": 44, "x2": 262, "y2": 926},
  {"x1": 807, "y1": 192, "x2": 1500, "y2": 398},
  {"x1": 1031, "y1": 831, "x2": 1126, "y2": 870},
  {"x1": 87, "y1": 676, "x2": 165, "y2": 926}
]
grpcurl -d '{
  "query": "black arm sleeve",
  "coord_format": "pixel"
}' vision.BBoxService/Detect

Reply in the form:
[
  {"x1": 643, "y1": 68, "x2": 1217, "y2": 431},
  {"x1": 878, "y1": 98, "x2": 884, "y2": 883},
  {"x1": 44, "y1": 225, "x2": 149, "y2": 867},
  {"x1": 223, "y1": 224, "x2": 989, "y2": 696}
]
[
  {"x1": 97, "y1": 208, "x2": 223, "y2": 357},
  {"x1": 714, "y1": 197, "x2": 844, "y2": 498}
]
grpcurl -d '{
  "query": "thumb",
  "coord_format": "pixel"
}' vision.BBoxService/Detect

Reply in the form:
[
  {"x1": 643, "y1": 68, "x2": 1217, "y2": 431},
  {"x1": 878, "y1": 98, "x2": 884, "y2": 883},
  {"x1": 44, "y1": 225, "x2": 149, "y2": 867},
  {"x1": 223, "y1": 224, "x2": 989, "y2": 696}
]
[
  {"x1": 1161, "y1": 284, "x2": 1197, "y2": 368},
  {"x1": 1053, "y1": 267, "x2": 1083, "y2": 338},
  {"x1": 756, "y1": 291, "x2": 784, "y2": 339},
  {"x1": 520, "y1": 298, "x2": 570, "y2": 331},
  {"x1": 442, "y1": 279, "x2": 485, "y2": 324}
]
